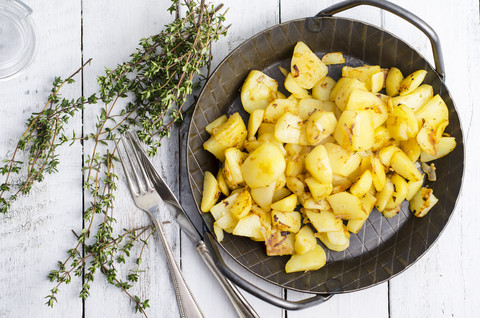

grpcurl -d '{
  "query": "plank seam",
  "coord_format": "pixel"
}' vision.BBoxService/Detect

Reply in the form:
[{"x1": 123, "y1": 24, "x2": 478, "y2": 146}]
[{"x1": 80, "y1": 0, "x2": 86, "y2": 317}]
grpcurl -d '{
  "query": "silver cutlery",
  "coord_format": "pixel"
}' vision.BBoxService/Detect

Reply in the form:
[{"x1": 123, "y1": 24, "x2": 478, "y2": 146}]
[
  {"x1": 118, "y1": 134, "x2": 205, "y2": 318},
  {"x1": 124, "y1": 131, "x2": 260, "y2": 318}
]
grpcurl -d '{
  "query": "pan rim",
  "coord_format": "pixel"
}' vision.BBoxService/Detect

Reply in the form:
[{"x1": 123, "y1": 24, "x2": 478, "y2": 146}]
[{"x1": 186, "y1": 15, "x2": 465, "y2": 295}]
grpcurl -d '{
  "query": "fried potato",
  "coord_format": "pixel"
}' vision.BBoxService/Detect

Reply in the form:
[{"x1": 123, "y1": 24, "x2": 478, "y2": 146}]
[
  {"x1": 203, "y1": 42, "x2": 456, "y2": 275},
  {"x1": 241, "y1": 70, "x2": 278, "y2": 113},
  {"x1": 200, "y1": 171, "x2": 221, "y2": 212},
  {"x1": 285, "y1": 244, "x2": 326, "y2": 273},
  {"x1": 291, "y1": 41, "x2": 328, "y2": 89}
]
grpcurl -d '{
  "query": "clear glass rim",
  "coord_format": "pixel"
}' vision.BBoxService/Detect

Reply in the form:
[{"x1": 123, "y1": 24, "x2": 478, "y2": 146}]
[{"x1": 0, "y1": 0, "x2": 37, "y2": 80}]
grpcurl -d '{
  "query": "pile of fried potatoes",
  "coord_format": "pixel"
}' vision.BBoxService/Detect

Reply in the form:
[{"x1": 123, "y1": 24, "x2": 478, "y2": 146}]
[{"x1": 200, "y1": 41, "x2": 456, "y2": 273}]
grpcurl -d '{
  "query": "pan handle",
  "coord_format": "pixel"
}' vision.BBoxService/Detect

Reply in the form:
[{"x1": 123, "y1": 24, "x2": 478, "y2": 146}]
[
  {"x1": 203, "y1": 231, "x2": 332, "y2": 311},
  {"x1": 315, "y1": 0, "x2": 445, "y2": 80}
]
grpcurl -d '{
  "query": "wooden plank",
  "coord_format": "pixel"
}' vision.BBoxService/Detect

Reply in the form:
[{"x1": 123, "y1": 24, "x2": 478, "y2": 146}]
[
  {"x1": 81, "y1": 1, "x2": 181, "y2": 317},
  {"x1": 280, "y1": 1, "x2": 388, "y2": 316},
  {"x1": 383, "y1": 0, "x2": 480, "y2": 316},
  {"x1": 0, "y1": 1, "x2": 83, "y2": 317},
  {"x1": 179, "y1": 0, "x2": 286, "y2": 317}
]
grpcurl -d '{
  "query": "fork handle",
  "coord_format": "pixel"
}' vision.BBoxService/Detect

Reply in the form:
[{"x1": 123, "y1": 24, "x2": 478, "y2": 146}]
[
  {"x1": 148, "y1": 211, "x2": 205, "y2": 318},
  {"x1": 196, "y1": 242, "x2": 260, "y2": 318}
]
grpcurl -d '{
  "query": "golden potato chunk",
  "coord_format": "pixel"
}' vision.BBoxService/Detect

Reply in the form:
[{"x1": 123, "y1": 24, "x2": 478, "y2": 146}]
[
  {"x1": 399, "y1": 69, "x2": 427, "y2": 95},
  {"x1": 271, "y1": 194, "x2": 298, "y2": 212},
  {"x1": 420, "y1": 136, "x2": 456, "y2": 162},
  {"x1": 200, "y1": 171, "x2": 221, "y2": 212},
  {"x1": 229, "y1": 188, "x2": 252, "y2": 219},
  {"x1": 294, "y1": 226, "x2": 317, "y2": 255},
  {"x1": 321, "y1": 52, "x2": 345, "y2": 65},
  {"x1": 241, "y1": 143, "x2": 286, "y2": 189},
  {"x1": 334, "y1": 110, "x2": 375, "y2": 151},
  {"x1": 240, "y1": 70, "x2": 278, "y2": 113},
  {"x1": 305, "y1": 110, "x2": 337, "y2": 146},
  {"x1": 385, "y1": 67, "x2": 404, "y2": 97},
  {"x1": 272, "y1": 211, "x2": 302, "y2": 233},
  {"x1": 291, "y1": 41, "x2": 328, "y2": 89},
  {"x1": 392, "y1": 84, "x2": 433, "y2": 110},
  {"x1": 312, "y1": 76, "x2": 336, "y2": 101},
  {"x1": 233, "y1": 214, "x2": 264, "y2": 240},
  {"x1": 327, "y1": 192, "x2": 367, "y2": 220},
  {"x1": 324, "y1": 142, "x2": 361, "y2": 177},
  {"x1": 250, "y1": 182, "x2": 275, "y2": 211},
  {"x1": 205, "y1": 114, "x2": 227, "y2": 134},
  {"x1": 285, "y1": 244, "x2": 327, "y2": 273},
  {"x1": 265, "y1": 228, "x2": 295, "y2": 256},
  {"x1": 409, "y1": 187, "x2": 438, "y2": 217},
  {"x1": 263, "y1": 98, "x2": 298, "y2": 123},
  {"x1": 306, "y1": 209, "x2": 343, "y2": 232},
  {"x1": 305, "y1": 144, "x2": 333, "y2": 184},
  {"x1": 213, "y1": 113, "x2": 247, "y2": 148},
  {"x1": 316, "y1": 230, "x2": 350, "y2": 252},
  {"x1": 304, "y1": 177, "x2": 332, "y2": 201}
]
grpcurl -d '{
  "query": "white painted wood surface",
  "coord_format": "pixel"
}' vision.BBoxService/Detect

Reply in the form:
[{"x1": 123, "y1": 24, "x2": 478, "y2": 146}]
[{"x1": 0, "y1": 0, "x2": 478, "y2": 317}]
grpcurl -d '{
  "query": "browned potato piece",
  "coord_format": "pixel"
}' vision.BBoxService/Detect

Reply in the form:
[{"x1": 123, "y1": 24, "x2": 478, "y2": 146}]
[
  {"x1": 409, "y1": 187, "x2": 438, "y2": 217},
  {"x1": 229, "y1": 188, "x2": 252, "y2": 219},
  {"x1": 312, "y1": 76, "x2": 336, "y2": 101},
  {"x1": 305, "y1": 110, "x2": 337, "y2": 146},
  {"x1": 324, "y1": 142, "x2": 361, "y2": 177},
  {"x1": 334, "y1": 110, "x2": 375, "y2": 151},
  {"x1": 250, "y1": 182, "x2": 275, "y2": 211},
  {"x1": 247, "y1": 109, "x2": 265, "y2": 139},
  {"x1": 304, "y1": 177, "x2": 332, "y2": 201},
  {"x1": 350, "y1": 169, "x2": 373, "y2": 197},
  {"x1": 291, "y1": 42, "x2": 328, "y2": 89},
  {"x1": 392, "y1": 84, "x2": 433, "y2": 110},
  {"x1": 330, "y1": 77, "x2": 368, "y2": 111},
  {"x1": 263, "y1": 99, "x2": 298, "y2": 123},
  {"x1": 275, "y1": 112, "x2": 304, "y2": 144},
  {"x1": 241, "y1": 70, "x2": 278, "y2": 113},
  {"x1": 420, "y1": 136, "x2": 456, "y2": 162},
  {"x1": 203, "y1": 136, "x2": 228, "y2": 162},
  {"x1": 200, "y1": 171, "x2": 221, "y2": 212},
  {"x1": 386, "y1": 67, "x2": 404, "y2": 97},
  {"x1": 272, "y1": 211, "x2": 302, "y2": 233},
  {"x1": 265, "y1": 228, "x2": 295, "y2": 256},
  {"x1": 390, "y1": 150, "x2": 423, "y2": 181},
  {"x1": 345, "y1": 89, "x2": 388, "y2": 128},
  {"x1": 213, "y1": 113, "x2": 247, "y2": 148},
  {"x1": 399, "y1": 70, "x2": 427, "y2": 95}
]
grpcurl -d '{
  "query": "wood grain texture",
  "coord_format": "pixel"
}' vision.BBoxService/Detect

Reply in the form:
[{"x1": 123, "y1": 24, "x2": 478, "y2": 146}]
[
  {"x1": 383, "y1": 0, "x2": 480, "y2": 317},
  {"x1": 0, "y1": 0, "x2": 479, "y2": 317},
  {"x1": 81, "y1": 1, "x2": 180, "y2": 317},
  {"x1": 179, "y1": 1, "x2": 285, "y2": 317},
  {"x1": 0, "y1": 1, "x2": 83, "y2": 317}
]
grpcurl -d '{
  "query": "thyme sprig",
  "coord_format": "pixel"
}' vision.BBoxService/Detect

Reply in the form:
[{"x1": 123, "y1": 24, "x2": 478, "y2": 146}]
[{"x1": 1, "y1": 0, "x2": 227, "y2": 315}]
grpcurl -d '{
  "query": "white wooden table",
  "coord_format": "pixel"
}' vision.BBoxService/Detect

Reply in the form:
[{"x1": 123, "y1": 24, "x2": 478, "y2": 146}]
[{"x1": 1, "y1": 0, "x2": 479, "y2": 317}]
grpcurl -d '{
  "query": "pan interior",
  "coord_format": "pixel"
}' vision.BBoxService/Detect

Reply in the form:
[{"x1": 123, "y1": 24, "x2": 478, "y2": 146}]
[{"x1": 187, "y1": 17, "x2": 464, "y2": 294}]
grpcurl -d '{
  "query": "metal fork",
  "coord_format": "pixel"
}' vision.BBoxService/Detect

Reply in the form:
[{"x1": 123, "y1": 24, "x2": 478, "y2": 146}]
[{"x1": 118, "y1": 134, "x2": 204, "y2": 318}]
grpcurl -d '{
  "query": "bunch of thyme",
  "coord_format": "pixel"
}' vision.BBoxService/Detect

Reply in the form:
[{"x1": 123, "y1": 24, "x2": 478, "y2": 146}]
[{"x1": 0, "y1": 0, "x2": 227, "y2": 316}]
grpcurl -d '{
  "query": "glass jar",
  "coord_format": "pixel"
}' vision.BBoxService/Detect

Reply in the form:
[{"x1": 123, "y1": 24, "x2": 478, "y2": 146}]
[{"x1": 0, "y1": 0, "x2": 36, "y2": 80}]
